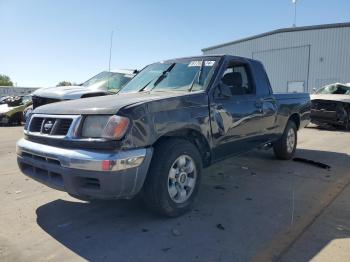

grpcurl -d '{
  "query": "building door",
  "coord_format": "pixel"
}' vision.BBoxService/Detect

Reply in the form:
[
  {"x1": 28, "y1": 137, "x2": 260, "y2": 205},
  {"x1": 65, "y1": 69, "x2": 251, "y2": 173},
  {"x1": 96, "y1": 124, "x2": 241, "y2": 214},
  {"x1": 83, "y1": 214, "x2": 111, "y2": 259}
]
[{"x1": 253, "y1": 45, "x2": 310, "y2": 93}]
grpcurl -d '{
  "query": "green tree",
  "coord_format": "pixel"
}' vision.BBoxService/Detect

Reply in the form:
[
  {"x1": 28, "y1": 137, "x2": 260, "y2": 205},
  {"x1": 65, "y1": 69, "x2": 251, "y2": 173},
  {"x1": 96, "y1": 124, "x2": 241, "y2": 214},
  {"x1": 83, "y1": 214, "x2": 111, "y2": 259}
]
[
  {"x1": 56, "y1": 81, "x2": 72, "y2": 87},
  {"x1": 0, "y1": 74, "x2": 14, "y2": 86}
]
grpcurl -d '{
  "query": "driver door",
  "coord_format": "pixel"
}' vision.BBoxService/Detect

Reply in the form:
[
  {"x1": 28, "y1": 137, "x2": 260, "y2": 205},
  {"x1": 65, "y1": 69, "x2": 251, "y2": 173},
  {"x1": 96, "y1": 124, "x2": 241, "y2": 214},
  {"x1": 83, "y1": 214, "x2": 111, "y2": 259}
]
[{"x1": 210, "y1": 60, "x2": 263, "y2": 161}]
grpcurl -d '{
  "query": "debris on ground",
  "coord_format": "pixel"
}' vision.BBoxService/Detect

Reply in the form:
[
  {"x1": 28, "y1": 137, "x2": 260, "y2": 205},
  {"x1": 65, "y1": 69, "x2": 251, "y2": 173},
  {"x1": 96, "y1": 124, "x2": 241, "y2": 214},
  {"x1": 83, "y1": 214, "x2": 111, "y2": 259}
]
[
  {"x1": 293, "y1": 157, "x2": 331, "y2": 170},
  {"x1": 15, "y1": 190, "x2": 22, "y2": 194},
  {"x1": 171, "y1": 228, "x2": 181, "y2": 236},
  {"x1": 241, "y1": 166, "x2": 249, "y2": 170},
  {"x1": 216, "y1": 224, "x2": 225, "y2": 230},
  {"x1": 213, "y1": 185, "x2": 226, "y2": 190}
]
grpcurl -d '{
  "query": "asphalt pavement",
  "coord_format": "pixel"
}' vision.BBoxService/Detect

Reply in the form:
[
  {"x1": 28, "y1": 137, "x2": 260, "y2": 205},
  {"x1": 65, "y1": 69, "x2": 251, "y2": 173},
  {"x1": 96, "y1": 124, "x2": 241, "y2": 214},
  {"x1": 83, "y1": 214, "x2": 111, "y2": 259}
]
[{"x1": 1, "y1": 125, "x2": 350, "y2": 262}]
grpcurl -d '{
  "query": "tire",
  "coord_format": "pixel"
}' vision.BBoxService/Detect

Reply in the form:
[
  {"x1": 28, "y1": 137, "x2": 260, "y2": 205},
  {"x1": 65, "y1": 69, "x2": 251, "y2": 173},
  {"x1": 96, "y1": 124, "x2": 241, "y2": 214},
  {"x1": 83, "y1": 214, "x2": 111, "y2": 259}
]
[
  {"x1": 141, "y1": 138, "x2": 202, "y2": 217},
  {"x1": 343, "y1": 109, "x2": 349, "y2": 130},
  {"x1": 273, "y1": 120, "x2": 297, "y2": 160}
]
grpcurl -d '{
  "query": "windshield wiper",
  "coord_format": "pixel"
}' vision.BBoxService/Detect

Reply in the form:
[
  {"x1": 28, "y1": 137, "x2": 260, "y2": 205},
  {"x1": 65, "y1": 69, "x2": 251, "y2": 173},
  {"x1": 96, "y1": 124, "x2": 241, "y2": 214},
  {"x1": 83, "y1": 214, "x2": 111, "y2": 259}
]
[
  {"x1": 138, "y1": 63, "x2": 176, "y2": 92},
  {"x1": 153, "y1": 63, "x2": 176, "y2": 87},
  {"x1": 188, "y1": 60, "x2": 204, "y2": 92},
  {"x1": 138, "y1": 79, "x2": 155, "y2": 92}
]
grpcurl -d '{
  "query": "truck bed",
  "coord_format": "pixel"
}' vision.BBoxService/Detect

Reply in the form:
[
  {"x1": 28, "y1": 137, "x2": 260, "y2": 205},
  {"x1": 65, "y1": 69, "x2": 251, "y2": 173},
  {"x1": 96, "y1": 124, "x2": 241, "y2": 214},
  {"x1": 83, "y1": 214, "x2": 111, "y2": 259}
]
[{"x1": 274, "y1": 92, "x2": 310, "y2": 100}]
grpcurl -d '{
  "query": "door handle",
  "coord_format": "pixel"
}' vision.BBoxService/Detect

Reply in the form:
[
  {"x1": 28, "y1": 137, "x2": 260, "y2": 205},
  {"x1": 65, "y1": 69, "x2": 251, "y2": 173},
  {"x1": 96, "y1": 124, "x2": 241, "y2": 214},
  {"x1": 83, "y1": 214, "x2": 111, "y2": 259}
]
[{"x1": 255, "y1": 98, "x2": 264, "y2": 113}]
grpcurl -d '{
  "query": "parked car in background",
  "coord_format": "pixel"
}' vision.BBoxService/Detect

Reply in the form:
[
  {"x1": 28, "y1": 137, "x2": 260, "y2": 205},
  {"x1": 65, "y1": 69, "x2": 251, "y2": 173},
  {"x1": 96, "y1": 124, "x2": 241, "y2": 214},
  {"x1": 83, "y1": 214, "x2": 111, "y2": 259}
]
[
  {"x1": 311, "y1": 83, "x2": 350, "y2": 129},
  {"x1": 0, "y1": 96, "x2": 10, "y2": 104},
  {"x1": 0, "y1": 96, "x2": 32, "y2": 125},
  {"x1": 30, "y1": 69, "x2": 137, "y2": 110},
  {"x1": 17, "y1": 55, "x2": 310, "y2": 217}
]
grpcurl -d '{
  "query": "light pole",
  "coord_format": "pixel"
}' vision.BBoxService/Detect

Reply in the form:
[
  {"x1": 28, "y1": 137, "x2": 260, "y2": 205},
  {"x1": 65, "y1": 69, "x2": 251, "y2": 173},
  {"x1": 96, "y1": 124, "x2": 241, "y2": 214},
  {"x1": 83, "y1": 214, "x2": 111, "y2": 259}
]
[
  {"x1": 108, "y1": 30, "x2": 114, "y2": 73},
  {"x1": 292, "y1": 0, "x2": 298, "y2": 27},
  {"x1": 107, "y1": 30, "x2": 114, "y2": 89}
]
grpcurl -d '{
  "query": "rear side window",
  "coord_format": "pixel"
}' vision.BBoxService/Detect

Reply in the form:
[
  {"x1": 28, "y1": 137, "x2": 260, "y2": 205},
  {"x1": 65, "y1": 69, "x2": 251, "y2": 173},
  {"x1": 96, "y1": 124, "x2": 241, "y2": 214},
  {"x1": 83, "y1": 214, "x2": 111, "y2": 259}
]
[{"x1": 221, "y1": 64, "x2": 254, "y2": 95}]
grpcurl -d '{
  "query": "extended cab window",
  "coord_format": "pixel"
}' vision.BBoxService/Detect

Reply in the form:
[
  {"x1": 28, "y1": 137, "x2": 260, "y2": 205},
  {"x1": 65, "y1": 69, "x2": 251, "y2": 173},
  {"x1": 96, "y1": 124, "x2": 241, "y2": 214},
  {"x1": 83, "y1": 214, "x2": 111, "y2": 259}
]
[{"x1": 220, "y1": 64, "x2": 254, "y2": 95}]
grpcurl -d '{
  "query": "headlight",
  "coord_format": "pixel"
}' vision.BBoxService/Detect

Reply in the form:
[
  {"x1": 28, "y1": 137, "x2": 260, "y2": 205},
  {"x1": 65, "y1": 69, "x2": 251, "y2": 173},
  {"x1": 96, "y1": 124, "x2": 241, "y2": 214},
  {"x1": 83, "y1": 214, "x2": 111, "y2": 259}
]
[{"x1": 82, "y1": 115, "x2": 130, "y2": 140}]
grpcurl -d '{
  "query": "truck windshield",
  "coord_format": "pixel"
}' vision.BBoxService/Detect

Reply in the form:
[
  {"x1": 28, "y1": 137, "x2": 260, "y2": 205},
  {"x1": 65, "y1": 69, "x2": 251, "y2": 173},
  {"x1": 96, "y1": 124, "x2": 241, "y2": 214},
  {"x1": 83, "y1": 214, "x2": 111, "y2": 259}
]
[
  {"x1": 316, "y1": 84, "x2": 350, "y2": 95},
  {"x1": 120, "y1": 59, "x2": 218, "y2": 93},
  {"x1": 82, "y1": 71, "x2": 133, "y2": 92}
]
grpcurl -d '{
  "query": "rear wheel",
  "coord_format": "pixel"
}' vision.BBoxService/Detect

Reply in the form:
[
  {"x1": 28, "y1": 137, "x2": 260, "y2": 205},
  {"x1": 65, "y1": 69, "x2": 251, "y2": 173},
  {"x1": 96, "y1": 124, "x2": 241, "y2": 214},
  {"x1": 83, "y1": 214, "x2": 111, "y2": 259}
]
[
  {"x1": 141, "y1": 138, "x2": 202, "y2": 217},
  {"x1": 343, "y1": 109, "x2": 349, "y2": 130},
  {"x1": 273, "y1": 120, "x2": 297, "y2": 160}
]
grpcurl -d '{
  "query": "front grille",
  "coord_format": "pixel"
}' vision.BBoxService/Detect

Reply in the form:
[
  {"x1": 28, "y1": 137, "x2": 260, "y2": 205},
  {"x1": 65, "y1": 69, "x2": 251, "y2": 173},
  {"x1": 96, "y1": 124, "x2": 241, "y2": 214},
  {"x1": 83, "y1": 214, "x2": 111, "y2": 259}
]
[
  {"x1": 32, "y1": 96, "x2": 61, "y2": 109},
  {"x1": 312, "y1": 100, "x2": 337, "y2": 111},
  {"x1": 28, "y1": 116, "x2": 73, "y2": 136},
  {"x1": 55, "y1": 119, "x2": 73, "y2": 135},
  {"x1": 30, "y1": 117, "x2": 44, "y2": 132}
]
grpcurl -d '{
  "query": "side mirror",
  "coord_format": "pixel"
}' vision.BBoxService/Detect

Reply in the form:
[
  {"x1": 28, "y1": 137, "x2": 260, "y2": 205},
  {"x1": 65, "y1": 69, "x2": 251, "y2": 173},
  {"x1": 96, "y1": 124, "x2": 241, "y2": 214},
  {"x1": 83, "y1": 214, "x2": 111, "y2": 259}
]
[{"x1": 217, "y1": 82, "x2": 232, "y2": 98}]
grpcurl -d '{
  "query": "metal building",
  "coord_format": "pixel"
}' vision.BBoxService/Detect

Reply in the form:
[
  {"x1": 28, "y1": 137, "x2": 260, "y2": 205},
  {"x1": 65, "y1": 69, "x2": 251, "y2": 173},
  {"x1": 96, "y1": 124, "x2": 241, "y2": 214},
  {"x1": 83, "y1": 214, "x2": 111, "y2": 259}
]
[
  {"x1": 0, "y1": 86, "x2": 39, "y2": 96},
  {"x1": 202, "y1": 22, "x2": 350, "y2": 93}
]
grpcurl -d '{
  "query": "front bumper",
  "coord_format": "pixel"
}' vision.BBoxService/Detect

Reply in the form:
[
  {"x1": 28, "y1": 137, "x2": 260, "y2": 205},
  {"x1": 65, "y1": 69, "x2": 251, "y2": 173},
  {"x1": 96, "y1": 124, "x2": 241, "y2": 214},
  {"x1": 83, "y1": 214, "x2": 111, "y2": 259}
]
[
  {"x1": 16, "y1": 138, "x2": 153, "y2": 199},
  {"x1": 310, "y1": 109, "x2": 345, "y2": 126}
]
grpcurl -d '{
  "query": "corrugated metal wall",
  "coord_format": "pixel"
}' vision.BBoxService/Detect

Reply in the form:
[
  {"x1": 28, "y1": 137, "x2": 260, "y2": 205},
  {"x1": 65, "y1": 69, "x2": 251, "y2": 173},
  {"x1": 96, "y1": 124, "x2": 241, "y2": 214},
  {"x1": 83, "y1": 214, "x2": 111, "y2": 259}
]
[{"x1": 202, "y1": 26, "x2": 350, "y2": 92}]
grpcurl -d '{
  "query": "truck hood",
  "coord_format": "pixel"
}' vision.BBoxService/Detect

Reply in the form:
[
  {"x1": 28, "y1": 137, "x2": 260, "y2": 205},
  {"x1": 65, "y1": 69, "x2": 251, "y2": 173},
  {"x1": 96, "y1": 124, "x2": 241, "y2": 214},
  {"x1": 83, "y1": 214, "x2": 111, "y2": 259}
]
[
  {"x1": 32, "y1": 83, "x2": 106, "y2": 100},
  {"x1": 311, "y1": 94, "x2": 350, "y2": 103},
  {"x1": 33, "y1": 91, "x2": 180, "y2": 115}
]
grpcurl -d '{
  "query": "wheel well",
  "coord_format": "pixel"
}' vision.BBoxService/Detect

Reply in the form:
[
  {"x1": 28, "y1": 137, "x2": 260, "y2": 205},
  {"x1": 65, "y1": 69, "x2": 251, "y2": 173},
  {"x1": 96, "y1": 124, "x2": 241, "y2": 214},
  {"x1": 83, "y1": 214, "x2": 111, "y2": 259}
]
[
  {"x1": 153, "y1": 129, "x2": 211, "y2": 167},
  {"x1": 289, "y1": 113, "x2": 300, "y2": 130}
]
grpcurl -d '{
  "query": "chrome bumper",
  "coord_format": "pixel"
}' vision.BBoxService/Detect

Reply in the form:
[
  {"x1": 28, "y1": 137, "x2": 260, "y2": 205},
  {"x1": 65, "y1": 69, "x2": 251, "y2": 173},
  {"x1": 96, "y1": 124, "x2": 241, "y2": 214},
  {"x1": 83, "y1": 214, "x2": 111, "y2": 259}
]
[
  {"x1": 16, "y1": 138, "x2": 146, "y2": 172},
  {"x1": 16, "y1": 138, "x2": 153, "y2": 199}
]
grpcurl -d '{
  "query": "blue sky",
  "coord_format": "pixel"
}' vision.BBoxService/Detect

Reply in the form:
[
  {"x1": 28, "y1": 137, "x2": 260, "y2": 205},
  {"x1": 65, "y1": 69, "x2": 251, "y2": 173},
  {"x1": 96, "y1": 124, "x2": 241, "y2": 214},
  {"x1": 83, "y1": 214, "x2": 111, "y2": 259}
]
[{"x1": 1, "y1": 0, "x2": 349, "y2": 87}]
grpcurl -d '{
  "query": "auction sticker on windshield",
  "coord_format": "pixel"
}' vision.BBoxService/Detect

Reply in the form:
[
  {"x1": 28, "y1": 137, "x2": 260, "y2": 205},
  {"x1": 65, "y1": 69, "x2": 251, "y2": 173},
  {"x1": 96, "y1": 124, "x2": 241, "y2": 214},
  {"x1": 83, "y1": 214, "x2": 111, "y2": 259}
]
[
  {"x1": 205, "y1": 61, "x2": 215, "y2": 66},
  {"x1": 188, "y1": 60, "x2": 215, "y2": 67},
  {"x1": 188, "y1": 61, "x2": 202, "y2": 67}
]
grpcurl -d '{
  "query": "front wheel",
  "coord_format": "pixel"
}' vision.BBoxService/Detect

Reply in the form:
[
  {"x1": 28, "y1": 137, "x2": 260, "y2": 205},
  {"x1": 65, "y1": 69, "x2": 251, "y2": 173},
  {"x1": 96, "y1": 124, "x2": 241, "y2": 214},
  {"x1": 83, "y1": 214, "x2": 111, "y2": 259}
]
[
  {"x1": 273, "y1": 121, "x2": 297, "y2": 160},
  {"x1": 141, "y1": 138, "x2": 202, "y2": 217}
]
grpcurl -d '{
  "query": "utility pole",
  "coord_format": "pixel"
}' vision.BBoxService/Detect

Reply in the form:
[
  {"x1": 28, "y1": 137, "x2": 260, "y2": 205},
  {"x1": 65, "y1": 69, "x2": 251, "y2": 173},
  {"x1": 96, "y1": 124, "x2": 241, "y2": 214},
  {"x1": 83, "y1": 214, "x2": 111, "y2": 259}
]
[
  {"x1": 108, "y1": 30, "x2": 114, "y2": 72},
  {"x1": 107, "y1": 30, "x2": 114, "y2": 89},
  {"x1": 292, "y1": 0, "x2": 298, "y2": 27}
]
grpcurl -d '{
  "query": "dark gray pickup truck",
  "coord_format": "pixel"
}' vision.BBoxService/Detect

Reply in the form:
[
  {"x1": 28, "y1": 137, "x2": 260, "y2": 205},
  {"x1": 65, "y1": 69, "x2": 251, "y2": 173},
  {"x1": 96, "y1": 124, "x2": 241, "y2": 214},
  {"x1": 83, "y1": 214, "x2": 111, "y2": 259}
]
[{"x1": 17, "y1": 55, "x2": 310, "y2": 216}]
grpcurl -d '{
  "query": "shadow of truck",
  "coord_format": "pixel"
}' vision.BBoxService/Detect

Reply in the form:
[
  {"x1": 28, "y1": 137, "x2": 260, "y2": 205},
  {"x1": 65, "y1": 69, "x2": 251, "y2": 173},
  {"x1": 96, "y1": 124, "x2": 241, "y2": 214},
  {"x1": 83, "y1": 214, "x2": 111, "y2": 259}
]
[{"x1": 36, "y1": 148, "x2": 350, "y2": 262}]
